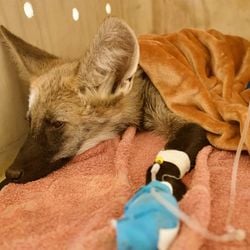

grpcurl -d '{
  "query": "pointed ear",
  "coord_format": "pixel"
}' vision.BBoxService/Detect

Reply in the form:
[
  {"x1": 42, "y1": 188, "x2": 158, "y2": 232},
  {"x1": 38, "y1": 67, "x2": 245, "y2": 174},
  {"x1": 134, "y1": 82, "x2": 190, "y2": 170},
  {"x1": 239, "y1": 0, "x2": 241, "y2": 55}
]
[
  {"x1": 80, "y1": 17, "x2": 139, "y2": 96},
  {"x1": 0, "y1": 25, "x2": 59, "y2": 82}
]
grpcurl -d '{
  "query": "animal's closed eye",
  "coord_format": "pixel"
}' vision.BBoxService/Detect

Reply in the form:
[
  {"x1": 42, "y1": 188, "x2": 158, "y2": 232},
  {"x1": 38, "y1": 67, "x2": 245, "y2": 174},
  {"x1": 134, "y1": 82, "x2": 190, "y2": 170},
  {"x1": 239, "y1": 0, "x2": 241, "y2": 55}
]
[
  {"x1": 51, "y1": 121, "x2": 65, "y2": 129},
  {"x1": 46, "y1": 119, "x2": 65, "y2": 129}
]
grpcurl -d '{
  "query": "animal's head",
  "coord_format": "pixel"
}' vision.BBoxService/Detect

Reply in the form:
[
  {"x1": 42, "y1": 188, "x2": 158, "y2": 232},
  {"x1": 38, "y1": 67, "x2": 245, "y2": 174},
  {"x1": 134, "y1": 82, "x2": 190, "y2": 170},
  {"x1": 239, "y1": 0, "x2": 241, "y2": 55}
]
[{"x1": 0, "y1": 17, "x2": 140, "y2": 183}]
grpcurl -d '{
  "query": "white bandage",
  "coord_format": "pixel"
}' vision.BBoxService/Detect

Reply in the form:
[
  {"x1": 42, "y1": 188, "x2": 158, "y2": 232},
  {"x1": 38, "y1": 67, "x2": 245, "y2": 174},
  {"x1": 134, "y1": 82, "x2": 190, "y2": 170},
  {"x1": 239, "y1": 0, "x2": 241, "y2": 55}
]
[
  {"x1": 151, "y1": 163, "x2": 160, "y2": 181},
  {"x1": 155, "y1": 150, "x2": 191, "y2": 179},
  {"x1": 161, "y1": 181, "x2": 173, "y2": 194}
]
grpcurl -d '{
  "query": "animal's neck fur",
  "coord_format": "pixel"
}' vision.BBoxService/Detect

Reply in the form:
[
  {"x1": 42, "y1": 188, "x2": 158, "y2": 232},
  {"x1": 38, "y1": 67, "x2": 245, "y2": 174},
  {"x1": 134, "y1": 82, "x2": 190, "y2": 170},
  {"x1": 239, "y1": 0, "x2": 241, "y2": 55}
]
[{"x1": 128, "y1": 66, "x2": 185, "y2": 140}]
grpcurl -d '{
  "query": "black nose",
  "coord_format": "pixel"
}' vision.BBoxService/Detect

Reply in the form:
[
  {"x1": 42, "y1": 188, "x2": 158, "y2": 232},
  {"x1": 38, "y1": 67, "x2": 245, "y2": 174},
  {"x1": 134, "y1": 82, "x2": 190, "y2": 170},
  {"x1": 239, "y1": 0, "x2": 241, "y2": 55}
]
[{"x1": 5, "y1": 168, "x2": 23, "y2": 181}]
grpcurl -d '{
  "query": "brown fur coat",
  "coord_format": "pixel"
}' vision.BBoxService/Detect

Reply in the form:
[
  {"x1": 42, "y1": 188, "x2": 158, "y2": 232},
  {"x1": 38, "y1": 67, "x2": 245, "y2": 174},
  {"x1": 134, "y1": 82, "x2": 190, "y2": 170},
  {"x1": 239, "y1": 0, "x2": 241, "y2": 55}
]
[{"x1": 139, "y1": 29, "x2": 250, "y2": 151}]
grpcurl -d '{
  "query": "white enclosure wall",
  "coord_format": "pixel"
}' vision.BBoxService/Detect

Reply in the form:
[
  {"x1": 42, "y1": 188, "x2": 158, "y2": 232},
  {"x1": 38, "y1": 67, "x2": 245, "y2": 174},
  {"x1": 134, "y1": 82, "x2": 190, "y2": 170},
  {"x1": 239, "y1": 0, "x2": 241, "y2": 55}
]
[{"x1": 1, "y1": 0, "x2": 250, "y2": 181}]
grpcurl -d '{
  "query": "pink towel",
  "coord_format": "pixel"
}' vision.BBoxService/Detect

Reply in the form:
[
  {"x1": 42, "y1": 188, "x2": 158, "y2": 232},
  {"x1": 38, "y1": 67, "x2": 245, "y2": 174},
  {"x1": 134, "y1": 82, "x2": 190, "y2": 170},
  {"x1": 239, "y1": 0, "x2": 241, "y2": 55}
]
[
  {"x1": 171, "y1": 147, "x2": 250, "y2": 250},
  {"x1": 0, "y1": 127, "x2": 165, "y2": 250},
  {"x1": 0, "y1": 127, "x2": 249, "y2": 249}
]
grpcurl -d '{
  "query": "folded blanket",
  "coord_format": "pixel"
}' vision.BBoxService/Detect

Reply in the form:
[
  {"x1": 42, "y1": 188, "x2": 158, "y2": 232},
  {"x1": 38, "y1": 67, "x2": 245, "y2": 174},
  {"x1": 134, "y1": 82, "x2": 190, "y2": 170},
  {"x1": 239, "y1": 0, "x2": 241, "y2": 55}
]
[
  {"x1": 139, "y1": 29, "x2": 250, "y2": 151},
  {"x1": 0, "y1": 128, "x2": 249, "y2": 249}
]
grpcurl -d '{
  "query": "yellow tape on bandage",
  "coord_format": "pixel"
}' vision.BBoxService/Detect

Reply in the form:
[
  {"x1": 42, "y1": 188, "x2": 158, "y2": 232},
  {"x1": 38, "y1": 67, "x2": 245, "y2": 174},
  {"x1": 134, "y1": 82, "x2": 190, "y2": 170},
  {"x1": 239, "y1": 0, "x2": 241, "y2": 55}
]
[{"x1": 155, "y1": 155, "x2": 164, "y2": 164}]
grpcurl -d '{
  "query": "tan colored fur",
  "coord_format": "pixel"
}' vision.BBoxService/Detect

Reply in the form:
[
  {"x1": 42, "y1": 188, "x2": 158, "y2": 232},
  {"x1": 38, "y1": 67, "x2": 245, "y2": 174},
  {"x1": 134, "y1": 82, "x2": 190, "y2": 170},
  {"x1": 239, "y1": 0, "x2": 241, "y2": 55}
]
[{"x1": 0, "y1": 17, "x2": 186, "y2": 169}]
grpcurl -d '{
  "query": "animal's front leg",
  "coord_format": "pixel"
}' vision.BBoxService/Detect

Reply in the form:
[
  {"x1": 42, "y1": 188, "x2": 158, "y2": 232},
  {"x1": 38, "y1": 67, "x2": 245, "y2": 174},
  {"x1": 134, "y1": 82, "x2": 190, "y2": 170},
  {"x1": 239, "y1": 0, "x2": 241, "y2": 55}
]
[{"x1": 146, "y1": 123, "x2": 209, "y2": 200}]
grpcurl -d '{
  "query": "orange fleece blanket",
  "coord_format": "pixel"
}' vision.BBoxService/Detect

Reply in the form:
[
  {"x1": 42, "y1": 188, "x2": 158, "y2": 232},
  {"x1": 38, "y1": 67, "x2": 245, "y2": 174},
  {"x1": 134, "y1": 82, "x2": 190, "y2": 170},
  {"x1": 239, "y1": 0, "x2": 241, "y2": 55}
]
[{"x1": 139, "y1": 29, "x2": 250, "y2": 152}]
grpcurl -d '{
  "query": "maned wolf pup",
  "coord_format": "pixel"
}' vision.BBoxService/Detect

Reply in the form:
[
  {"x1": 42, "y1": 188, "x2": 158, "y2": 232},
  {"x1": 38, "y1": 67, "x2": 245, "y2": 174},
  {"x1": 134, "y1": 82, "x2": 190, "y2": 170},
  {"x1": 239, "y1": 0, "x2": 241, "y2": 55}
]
[{"x1": 0, "y1": 17, "x2": 209, "y2": 188}]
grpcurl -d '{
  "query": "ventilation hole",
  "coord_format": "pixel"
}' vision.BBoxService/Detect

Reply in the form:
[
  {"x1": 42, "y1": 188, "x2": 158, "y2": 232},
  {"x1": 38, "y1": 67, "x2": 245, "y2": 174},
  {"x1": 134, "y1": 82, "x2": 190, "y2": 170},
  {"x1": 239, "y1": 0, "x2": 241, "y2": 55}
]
[
  {"x1": 24, "y1": 2, "x2": 34, "y2": 18},
  {"x1": 72, "y1": 8, "x2": 80, "y2": 21},
  {"x1": 105, "y1": 3, "x2": 112, "y2": 15}
]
